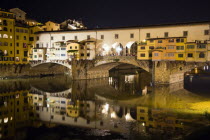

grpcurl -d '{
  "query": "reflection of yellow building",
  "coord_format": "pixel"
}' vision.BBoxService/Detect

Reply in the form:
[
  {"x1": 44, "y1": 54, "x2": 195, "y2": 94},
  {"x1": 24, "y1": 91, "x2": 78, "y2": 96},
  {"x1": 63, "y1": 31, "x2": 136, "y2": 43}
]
[
  {"x1": 0, "y1": 90, "x2": 34, "y2": 139},
  {"x1": 137, "y1": 106, "x2": 184, "y2": 131},
  {"x1": 66, "y1": 100, "x2": 80, "y2": 118}
]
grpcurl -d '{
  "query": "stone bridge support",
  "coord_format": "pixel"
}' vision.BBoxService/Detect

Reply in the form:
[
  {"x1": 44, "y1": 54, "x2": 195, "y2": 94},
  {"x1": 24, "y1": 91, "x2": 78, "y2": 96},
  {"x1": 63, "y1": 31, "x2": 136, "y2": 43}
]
[
  {"x1": 71, "y1": 57, "x2": 209, "y2": 85},
  {"x1": 152, "y1": 61, "x2": 209, "y2": 85}
]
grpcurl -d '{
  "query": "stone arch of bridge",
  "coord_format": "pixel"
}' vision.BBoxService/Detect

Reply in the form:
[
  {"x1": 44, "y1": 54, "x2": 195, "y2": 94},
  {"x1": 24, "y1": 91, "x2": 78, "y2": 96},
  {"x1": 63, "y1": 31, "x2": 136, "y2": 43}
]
[
  {"x1": 87, "y1": 60, "x2": 151, "y2": 79},
  {"x1": 30, "y1": 61, "x2": 72, "y2": 69}
]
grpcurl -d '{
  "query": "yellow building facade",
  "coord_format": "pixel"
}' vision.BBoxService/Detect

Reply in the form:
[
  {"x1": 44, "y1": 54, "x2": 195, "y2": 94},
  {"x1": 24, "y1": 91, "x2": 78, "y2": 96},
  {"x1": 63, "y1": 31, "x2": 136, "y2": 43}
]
[{"x1": 137, "y1": 37, "x2": 210, "y2": 62}]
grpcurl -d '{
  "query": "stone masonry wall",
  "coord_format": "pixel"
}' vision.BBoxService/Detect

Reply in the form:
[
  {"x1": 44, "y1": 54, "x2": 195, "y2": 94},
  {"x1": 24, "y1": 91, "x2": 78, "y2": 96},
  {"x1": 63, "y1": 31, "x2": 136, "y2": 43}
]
[{"x1": 0, "y1": 64, "x2": 69, "y2": 79}]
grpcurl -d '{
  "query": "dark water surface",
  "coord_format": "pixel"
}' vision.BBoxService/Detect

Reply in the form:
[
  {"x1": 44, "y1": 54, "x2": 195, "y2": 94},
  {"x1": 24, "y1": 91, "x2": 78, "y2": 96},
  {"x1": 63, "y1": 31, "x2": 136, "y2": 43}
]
[{"x1": 1, "y1": 68, "x2": 210, "y2": 140}]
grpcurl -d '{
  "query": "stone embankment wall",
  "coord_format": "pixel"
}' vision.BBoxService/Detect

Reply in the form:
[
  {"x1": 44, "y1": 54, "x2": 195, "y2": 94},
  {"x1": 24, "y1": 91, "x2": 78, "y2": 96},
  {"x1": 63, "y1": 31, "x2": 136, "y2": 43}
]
[{"x1": 0, "y1": 63, "x2": 70, "y2": 79}]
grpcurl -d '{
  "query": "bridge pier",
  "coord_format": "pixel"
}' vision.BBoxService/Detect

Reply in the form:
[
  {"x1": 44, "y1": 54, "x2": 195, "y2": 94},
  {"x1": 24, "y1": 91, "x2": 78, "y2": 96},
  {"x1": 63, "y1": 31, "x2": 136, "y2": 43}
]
[{"x1": 152, "y1": 61, "x2": 185, "y2": 85}]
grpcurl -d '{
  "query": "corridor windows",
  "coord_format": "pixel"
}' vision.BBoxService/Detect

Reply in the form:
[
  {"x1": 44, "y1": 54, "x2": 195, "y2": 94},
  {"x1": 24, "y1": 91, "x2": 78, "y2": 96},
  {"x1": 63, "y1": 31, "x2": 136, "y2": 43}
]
[
  {"x1": 176, "y1": 38, "x2": 184, "y2": 43},
  {"x1": 101, "y1": 35, "x2": 104, "y2": 39},
  {"x1": 87, "y1": 35, "x2": 90, "y2": 40},
  {"x1": 187, "y1": 45, "x2": 195, "y2": 49},
  {"x1": 164, "y1": 32, "x2": 169, "y2": 38},
  {"x1": 187, "y1": 53, "x2": 193, "y2": 58},
  {"x1": 115, "y1": 34, "x2": 119, "y2": 39},
  {"x1": 158, "y1": 40, "x2": 162, "y2": 43},
  {"x1": 204, "y1": 30, "x2": 209, "y2": 35},
  {"x1": 130, "y1": 33, "x2": 134, "y2": 38},
  {"x1": 146, "y1": 33, "x2": 150, "y2": 38},
  {"x1": 183, "y1": 31, "x2": 188, "y2": 37}
]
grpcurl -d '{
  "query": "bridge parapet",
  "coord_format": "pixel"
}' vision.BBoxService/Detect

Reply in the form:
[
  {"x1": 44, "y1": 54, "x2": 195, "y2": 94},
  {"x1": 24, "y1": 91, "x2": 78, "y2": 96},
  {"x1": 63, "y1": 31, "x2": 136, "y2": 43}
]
[{"x1": 29, "y1": 60, "x2": 72, "y2": 69}]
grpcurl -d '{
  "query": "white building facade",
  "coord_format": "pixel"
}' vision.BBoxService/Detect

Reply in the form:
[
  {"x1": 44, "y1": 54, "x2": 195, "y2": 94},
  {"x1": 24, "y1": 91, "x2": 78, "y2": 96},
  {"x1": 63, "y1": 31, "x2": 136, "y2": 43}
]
[{"x1": 34, "y1": 22, "x2": 210, "y2": 61}]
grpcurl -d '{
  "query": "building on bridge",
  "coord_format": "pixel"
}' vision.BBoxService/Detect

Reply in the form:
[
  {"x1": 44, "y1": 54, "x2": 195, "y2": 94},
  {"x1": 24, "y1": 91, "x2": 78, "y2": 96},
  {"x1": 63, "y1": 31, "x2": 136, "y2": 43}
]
[
  {"x1": 35, "y1": 21, "x2": 210, "y2": 62},
  {"x1": 137, "y1": 37, "x2": 210, "y2": 62}
]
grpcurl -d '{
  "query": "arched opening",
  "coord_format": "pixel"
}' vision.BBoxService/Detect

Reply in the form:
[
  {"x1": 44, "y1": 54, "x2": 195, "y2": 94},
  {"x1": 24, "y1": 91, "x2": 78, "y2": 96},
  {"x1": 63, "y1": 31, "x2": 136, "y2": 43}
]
[{"x1": 125, "y1": 41, "x2": 137, "y2": 56}]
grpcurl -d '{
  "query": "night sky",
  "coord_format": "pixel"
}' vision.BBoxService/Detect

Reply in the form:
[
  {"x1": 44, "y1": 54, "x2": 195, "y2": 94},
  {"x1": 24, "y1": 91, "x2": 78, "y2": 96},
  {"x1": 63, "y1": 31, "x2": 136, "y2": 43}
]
[{"x1": 1, "y1": 0, "x2": 210, "y2": 28}]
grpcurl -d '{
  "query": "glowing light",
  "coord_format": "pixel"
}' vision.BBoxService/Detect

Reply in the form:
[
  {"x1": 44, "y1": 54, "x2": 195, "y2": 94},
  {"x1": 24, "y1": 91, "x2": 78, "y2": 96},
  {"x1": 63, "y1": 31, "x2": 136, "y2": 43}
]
[
  {"x1": 195, "y1": 68, "x2": 198, "y2": 74},
  {"x1": 125, "y1": 113, "x2": 133, "y2": 121},
  {"x1": 142, "y1": 122, "x2": 145, "y2": 126},
  {"x1": 10, "y1": 117, "x2": 13, "y2": 121},
  {"x1": 125, "y1": 41, "x2": 135, "y2": 49},
  {"x1": 4, "y1": 117, "x2": 8, "y2": 123},
  {"x1": 111, "y1": 112, "x2": 117, "y2": 118},
  {"x1": 112, "y1": 42, "x2": 120, "y2": 48},
  {"x1": 116, "y1": 47, "x2": 122, "y2": 53},
  {"x1": 102, "y1": 44, "x2": 110, "y2": 52},
  {"x1": 102, "y1": 103, "x2": 109, "y2": 114}
]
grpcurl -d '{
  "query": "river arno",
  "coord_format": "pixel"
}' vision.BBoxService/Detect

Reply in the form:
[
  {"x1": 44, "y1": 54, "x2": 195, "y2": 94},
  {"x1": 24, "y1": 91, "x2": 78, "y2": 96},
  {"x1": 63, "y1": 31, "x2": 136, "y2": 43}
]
[{"x1": 1, "y1": 69, "x2": 210, "y2": 140}]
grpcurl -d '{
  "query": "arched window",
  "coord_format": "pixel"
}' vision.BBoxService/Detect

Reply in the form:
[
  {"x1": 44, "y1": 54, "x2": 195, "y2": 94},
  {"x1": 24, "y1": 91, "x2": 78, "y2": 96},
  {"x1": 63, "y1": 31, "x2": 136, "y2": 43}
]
[
  {"x1": 4, "y1": 50, "x2": 8, "y2": 55},
  {"x1": 199, "y1": 52, "x2": 205, "y2": 58},
  {"x1": 3, "y1": 34, "x2": 8, "y2": 38}
]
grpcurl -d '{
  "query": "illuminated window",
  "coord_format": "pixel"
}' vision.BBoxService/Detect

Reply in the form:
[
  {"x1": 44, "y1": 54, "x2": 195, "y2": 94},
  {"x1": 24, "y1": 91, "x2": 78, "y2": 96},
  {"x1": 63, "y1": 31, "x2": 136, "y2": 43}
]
[
  {"x1": 4, "y1": 117, "x2": 8, "y2": 123},
  {"x1": 168, "y1": 39, "x2": 174, "y2": 42},
  {"x1": 3, "y1": 34, "x2": 8, "y2": 38}
]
